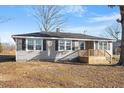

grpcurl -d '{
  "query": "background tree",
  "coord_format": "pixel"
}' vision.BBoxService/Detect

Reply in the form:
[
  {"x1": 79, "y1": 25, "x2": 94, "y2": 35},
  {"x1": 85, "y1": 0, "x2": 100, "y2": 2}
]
[
  {"x1": 0, "y1": 43, "x2": 2, "y2": 53},
  {"x1": 105, "y1": 23, "x2": 121, "y2": 41},
  {"x1": 118, "y1": 6, "x2": 124, "y2": 65},
  {"x1": 0, "y1": 17, "x2": 12, "y2": 53},
  {"x1": 33, "y1": 5, "x2": 64, "y2": 32},
  {"x1": 110, "y1": 5, "x2": 124, "y2": 65}
]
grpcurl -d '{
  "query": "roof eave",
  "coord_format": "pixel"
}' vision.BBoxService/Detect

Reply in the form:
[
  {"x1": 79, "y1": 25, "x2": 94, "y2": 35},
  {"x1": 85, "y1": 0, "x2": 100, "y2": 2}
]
[{"x1": 12, "y1": 35, "x2": 114, "y2": 41}]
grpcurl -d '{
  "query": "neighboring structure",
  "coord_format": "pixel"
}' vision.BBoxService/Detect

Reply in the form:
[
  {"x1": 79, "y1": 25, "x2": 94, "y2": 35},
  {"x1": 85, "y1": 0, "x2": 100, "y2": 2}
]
[
  {"x1": 113, "y1": 40, "x2": 121, "y2": 55},
  {"x1": 12, "y1": 31, "x2": 114, "y2": 64}
]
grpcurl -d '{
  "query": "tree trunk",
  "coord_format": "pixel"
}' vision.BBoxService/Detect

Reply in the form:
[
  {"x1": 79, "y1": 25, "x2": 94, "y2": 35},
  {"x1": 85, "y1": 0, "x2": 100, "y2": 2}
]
[{"x1": 118, "y1": 6, "x2": 124, "y2": 65}]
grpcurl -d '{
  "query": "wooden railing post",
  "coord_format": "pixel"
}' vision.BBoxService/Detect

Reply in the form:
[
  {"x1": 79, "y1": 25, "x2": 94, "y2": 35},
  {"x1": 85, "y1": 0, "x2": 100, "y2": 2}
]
[{"x1": 88, "y1": 49, "x2": 90, "y2": 56}]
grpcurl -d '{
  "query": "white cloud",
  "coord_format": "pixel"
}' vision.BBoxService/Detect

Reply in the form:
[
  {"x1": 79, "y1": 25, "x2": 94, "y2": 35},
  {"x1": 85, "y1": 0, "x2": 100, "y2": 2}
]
[
  {"x1": 61, "y1": 5, "x2": 87, "y2": 17},
  {"x1": 88, "y1": 13, "x2": 121, "y2": 23}
]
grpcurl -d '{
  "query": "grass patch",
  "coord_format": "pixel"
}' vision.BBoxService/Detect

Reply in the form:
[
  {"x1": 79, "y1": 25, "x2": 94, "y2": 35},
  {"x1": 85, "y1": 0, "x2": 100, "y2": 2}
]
[{"x1": 0, "y1": 61, "x2": 124, "y2": 88}]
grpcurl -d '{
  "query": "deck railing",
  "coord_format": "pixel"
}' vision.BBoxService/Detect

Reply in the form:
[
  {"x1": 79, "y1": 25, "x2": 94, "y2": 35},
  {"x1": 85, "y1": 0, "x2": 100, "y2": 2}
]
[
  {"x1": 79, "y1": 49, "x2": 112, "y2": 63},
  {"x1": 79, "y1": 49, "x2": 105, "y2": 56}
]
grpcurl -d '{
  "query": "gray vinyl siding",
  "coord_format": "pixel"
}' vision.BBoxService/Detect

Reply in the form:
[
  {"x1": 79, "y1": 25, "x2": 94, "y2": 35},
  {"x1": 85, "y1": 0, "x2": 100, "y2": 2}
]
[
  {"x1": 15, "y1": 38, "x2": 113, "y2": 61},
  {"x1": 16, "y1": 38, "x2": 80, "y2": 61}
]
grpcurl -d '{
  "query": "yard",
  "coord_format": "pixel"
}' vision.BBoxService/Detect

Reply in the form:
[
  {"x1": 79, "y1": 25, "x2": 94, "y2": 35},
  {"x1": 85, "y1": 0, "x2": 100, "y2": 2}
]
[{"x1": 0, "y1": 61, "x2": 124, "y2": 88}]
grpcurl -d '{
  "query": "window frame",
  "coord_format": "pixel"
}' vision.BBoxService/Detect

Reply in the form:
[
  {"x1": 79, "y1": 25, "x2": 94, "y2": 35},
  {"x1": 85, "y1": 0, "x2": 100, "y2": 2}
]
[
  {"x1": 96, "y1": 41, "x2": 111, "y2": 50},
  {"x1": 66, "y1": 40, "x2": 72, "y2": 51},
  {"x1": 26, "y1": 38, "x2": 43, "y2": 51},
  {"x1": 79, "y1": 41, "x2": 85, "y2": 50},
  {"x1": 58, "y1": 40, "x2": 72, "y2": 51},
  {"x1": 35, "y1": 39, "x2": 43, "y2": 51},
  {"x1": 58, "y1": 40, "x2": 65, "y2": 51},
  {"x1": 104, "y1": 42, "x2": 108, "y2": 50},
  {"x1": 27, "y1": 38, "x2": 34, "y2": 51}
]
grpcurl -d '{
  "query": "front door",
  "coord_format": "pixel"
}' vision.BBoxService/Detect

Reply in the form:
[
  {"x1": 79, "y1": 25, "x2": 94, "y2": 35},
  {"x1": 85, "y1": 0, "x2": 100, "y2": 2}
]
[{"x1": 47, "y1": 40, "x2": 53, "y2": 57}]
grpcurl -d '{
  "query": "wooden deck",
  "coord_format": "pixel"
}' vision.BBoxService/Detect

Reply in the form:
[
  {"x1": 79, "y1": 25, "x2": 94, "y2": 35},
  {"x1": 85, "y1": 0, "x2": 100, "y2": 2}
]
[{"x1": 79, "y1": 49, "x2": 112, "y2": 64}]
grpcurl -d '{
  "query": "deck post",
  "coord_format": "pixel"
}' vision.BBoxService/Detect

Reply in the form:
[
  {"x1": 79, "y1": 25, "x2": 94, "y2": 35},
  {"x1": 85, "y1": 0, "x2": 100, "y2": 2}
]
[{"x1": 88, "y1": 49, "x2": 90, "y2": 56}]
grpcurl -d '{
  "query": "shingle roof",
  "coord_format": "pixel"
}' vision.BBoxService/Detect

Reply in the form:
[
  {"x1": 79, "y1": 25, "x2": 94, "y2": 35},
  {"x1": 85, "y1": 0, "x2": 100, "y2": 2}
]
[{"x1": 12, "y1": 31, "x2": 113, "y2": 40}]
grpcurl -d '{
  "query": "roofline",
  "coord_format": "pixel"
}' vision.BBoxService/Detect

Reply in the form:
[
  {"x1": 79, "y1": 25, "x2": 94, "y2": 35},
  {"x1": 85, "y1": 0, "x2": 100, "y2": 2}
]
[{"x1": 12, "y1": 35, "x2": 114, "y2": 42}]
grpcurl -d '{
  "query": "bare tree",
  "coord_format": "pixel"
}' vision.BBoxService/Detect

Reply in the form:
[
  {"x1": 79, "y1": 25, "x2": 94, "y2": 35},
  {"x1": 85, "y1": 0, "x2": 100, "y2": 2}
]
[
  {"x1": 0, "y1": 38, "x2": 2, "y2": 53},
  {"x1": 105, "y1": 24, "x2": 121, "y2": 41},
  {"x1": 0, "y1": 17, "x2": 12, "y2": 52},
  {"x1": 33, "y1": 5, "x2": 64, "y2": 32},
  {"x1": 82, "y1": 30, "x2": 87, "y2": 35},
  {"x1": 109, "y1": 5, "x2": 124, "y2": 65}
]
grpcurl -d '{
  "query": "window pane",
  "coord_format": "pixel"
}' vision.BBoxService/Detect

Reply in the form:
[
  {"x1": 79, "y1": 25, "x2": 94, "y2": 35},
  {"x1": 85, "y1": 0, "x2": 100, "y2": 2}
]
[
  {"x1": 72, "y1": 41, "x2": 75, "y2": 50},
  {"x1": 36, "y1": 39, "x2": 42, "y2": 50},
  {"x1": 66, "y1": 46, "x2": 71, "y2": 50},
  {"x1": 36, "y1": 45, "x2": 41, "y2": 50},
  {"x1": 95, "y1": 41, "x2": 98, "y2": 49},
  {"x1": 99, "y1": 42, "x2": 102, "y2": 49},
  {"x1": 22, "y1": 39, "x2": 26, "y2": 50},
  {"x1": 28, "y1": 45, "x2": 34, "y2": 50},
  {"x1": 60, "y1": 40, "x2": 64, "y2": 44},
  {"x1": 66, "y1": 40, "x2": 71, "y2": 50},
  {"x1": 36, "y1": 39, "x2": 41, "y2": 45},
  {"x1": 28, "y1": 39, "x2": 34, "y2": 45},
  {"x1": 60, "y1": 46, "x2": 65, "y2": 50},
  {"x1": 66, "y1": 41, "x2": 71, "y2": 45},
  {"x1": 80, "y1": 42, "x2": 84, "y2": 50},
  {"x1": 28, "y1": 39, "x2": 34, "y2": 50},
  {"x1": 59, "y1": 40, "x2": 65, "y2": 50},
  {"x1": 104, "y1": 42, "x2": 107, "y2": 50}
]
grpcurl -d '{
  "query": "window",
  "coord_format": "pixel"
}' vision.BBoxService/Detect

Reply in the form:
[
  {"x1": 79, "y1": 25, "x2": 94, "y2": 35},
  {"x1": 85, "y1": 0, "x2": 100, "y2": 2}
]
[
  {"x1": 59, "y1": 40, "x2": 65, "y2": 51},
  {"x1": 95, "y1": 41, "x2": 98, "y2": 49},
  {"x1": 98, "y1": 41, "x2": 110, "y2": 50},
  {"x1": 27, "y1": 39, "x2": 34, "y2": 50},
  {"x1": 66, "y1": 40, "x2": 71, "y2": 50},
  {"x1": 27, "y1": 39, "x2": 43, "y2": 51},
  {"x1": 80, "y1": 42, "x2": 85, "y2": 50},
  {"x1": 104, "y1": 42, "x2": 107, "y2": 50},
  {"x1": 58, "y1": 40, "x2": 72, "y2": 51},
  {"x1": 99, "y1": 42, "x2": 103, "y2": 49},
  {"x1": 72, "y1": 41, "x2": 75, "y2": 50},
  {"x1": 36, "y1": 39, "x2": 42, "y2": 50},
  {"x1": 22, "y1": 39, "x2": 26, "y2": 50}
]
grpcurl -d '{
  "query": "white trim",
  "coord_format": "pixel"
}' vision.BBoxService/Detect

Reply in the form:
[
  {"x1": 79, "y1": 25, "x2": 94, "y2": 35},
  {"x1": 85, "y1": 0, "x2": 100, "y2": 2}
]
[
  {"x1": 98, "y1": 41, "x2": 99, "y2": 50},
  {"x1": 94, "y1": 41, "x2": 95, "y2": 50},
  {"x1": 84, "y1": 41, "x2": 86, "y2": 49},
  {"x1": 12, "y1": 36, "x2": 114, "y2": 42},
  {"x1": 107, "y1": 42, "x2": 111, "y2": 50},
  {"x1": 15, "y1": 38, "x2": 17, "y2": 61},
  {"x1": 26, "y1": 39, "x2": 28, "y2": 51}
]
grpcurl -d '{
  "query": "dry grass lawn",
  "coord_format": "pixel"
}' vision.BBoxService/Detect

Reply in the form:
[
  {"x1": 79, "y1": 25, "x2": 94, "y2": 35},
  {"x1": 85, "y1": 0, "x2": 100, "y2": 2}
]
[
  {"x1": 0, "y1": 61, "x2": 124, "y2": 88},
  {"x1": 0, "y1": 49, "x2": 15, "y2": 55}
]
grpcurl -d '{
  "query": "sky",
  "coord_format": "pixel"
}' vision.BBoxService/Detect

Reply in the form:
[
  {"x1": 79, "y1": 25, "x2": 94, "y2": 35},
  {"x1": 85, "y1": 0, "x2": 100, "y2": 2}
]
[{"x1": 0, "y1": 5, "x2": 120, "y2": 44}]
